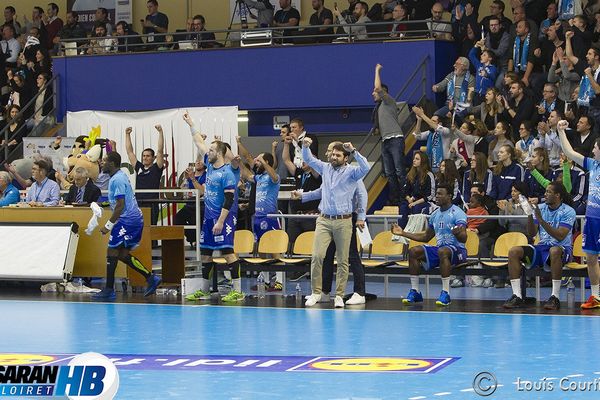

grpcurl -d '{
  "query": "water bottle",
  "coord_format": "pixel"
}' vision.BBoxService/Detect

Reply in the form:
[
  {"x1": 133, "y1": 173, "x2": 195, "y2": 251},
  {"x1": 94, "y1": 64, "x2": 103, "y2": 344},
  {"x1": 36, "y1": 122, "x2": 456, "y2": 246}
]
[
  {"x1": 74, "y1": 278, "x2": 83, "y2": 291},
  {"x1": 19, "y1": 191, "x2": 26, "y2": 204},
  {"x1": 155, "y1": 288, "x2": 167, "y2": 295},
  {"x1": 257, "y1": 274, "x2": 265, "y2": 299},
  {"x1": 167, "y1": 289, "x2": 178, "y2": 296},
  {"x1": 518, "y1": 195, "x2": 533, "y2": 216},
  {"x1": 567, "y1": 280, "x2": 575, "y2": 308},
  {"x1": 295, "y1": 283, "x2": 302, "y2": 301}
]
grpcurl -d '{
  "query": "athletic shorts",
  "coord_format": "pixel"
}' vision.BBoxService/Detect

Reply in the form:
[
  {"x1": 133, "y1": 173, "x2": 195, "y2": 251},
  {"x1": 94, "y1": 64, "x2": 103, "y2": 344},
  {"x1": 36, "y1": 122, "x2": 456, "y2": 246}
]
[
  {"x1": 200, "y1": 214, "x2": 235, "y2": 250},
  {"x1": 521, "y1": 244, "x2": 573, "y2": 272},
  {"x1": 582, "y1": 217, "x2": 600, "y2": 254},
  {"x1": 253, "y1": 215, "x2": 281, "y2": 241},
  {"x1": 421, "y1": 245, "x2": 467, "y2": 271},
  {"x1": 108, "y1": 220, "x2": 143, "y2": 249}
]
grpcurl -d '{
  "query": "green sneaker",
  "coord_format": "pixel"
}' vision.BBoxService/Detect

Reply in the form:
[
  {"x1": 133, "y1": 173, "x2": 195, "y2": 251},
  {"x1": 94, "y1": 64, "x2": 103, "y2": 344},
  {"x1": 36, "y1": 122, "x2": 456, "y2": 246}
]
[
  {"x1": 185, "y1": 289, "x2": 211, "y2": 301},
  {"x1": 221, "y1": 290, "x2": 245, "y2": 302}
]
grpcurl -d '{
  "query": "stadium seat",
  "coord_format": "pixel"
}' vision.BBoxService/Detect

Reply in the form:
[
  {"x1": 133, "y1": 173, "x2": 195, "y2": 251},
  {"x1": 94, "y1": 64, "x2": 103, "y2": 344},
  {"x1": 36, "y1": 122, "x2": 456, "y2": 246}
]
[
  {"x1": 242, "y1": 230, "x2": 289, "y2": 264},
  {"x1": 374, "y1": 206, "x2": 399, "y2": 215},
  {"x1": 565, "y1": 235, "x2": 586, "y2": 270},
  {"x1": 465, "y1": 230, "x2": 479, "y2": 257},
  {"x1": 280, "y1": 231, "x2": 314, "y2": 264},
  {"x1": 362, "y1": 231, "x2": 404, "y2": 267},
  {"x1": 481, "y1": 232, "x2": 528, "y2": 267},
  {"x1": 213, "y1": 229, "x2": 255, "y2": 264}
]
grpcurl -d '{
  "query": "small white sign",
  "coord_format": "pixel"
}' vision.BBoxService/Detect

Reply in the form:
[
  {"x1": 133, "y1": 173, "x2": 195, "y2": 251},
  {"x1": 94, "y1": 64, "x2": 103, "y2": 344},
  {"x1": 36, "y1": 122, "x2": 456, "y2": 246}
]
[{"x1": 273, "y1": 115, "x2": 290, "y2": 130}]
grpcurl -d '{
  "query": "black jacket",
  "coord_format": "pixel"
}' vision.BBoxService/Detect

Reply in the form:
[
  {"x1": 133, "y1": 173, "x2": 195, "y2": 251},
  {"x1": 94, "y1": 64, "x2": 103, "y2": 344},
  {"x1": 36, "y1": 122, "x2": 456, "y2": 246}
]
[{"x1": 64, "y1": 179, "x2": 101, "y2": 205}]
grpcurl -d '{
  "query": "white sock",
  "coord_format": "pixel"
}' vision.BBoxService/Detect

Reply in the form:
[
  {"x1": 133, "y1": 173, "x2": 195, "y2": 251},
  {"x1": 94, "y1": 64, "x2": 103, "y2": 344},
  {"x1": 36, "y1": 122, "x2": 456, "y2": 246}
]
[
  {"x1": 410, "y1": 276, "x2": 420, "y2": 292},
  {"x1": 442, "y1": 277, "x2": 450, "y2": 293},
  {"x1": 592, "y1": 284, "x2": 600, "y2": 299},
  {"x1": 551, "y1": 280, "x2": 561, "y2": 299},
  {"x1": 200, "y1": 278, "x2": 210, "y2": 292},
  {"x1": 232, "y1": 278, "x2": 241, "y2": 293},
  {"x1": 510, "y1": 279, "x2": 522, "y2": 299}
]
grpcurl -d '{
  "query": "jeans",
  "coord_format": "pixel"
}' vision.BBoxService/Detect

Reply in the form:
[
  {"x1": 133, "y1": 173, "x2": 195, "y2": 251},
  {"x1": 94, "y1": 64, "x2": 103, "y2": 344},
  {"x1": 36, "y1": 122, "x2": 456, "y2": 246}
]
[{"x1": 381, "y1": 136, "x2": 406, "y2": 205}]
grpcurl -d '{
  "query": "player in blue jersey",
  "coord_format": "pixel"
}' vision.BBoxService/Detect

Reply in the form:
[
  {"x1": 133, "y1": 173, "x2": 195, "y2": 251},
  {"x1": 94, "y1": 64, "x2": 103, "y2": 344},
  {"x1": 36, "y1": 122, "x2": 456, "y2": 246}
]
[
  {"x1": 92, "y1": 151, "x2": 161, "y2": 301},
  {"x1": 185, "y1": 140, "x2": 243, "y2": 302},
  {"x1": 558, "y1": 119, "x2": 600, "y2": 309},
  {"x1": 391, "y1": 183, "x2": 468, "y2": 306},
  {"x1": 502, "y1": 182, "x2": 576, "y2": 310}
]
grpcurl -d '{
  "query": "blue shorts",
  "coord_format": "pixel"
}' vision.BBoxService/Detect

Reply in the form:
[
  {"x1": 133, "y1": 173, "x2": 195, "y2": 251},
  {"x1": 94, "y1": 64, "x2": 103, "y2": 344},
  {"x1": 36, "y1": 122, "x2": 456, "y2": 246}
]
[
  {"x1": 253, "y1": 215, "x2": 281, "y2": 241},
  {"x1": 200, "y1": 214, "x2": 236, "y2": 250},
  {"x1": 108, "y1": 220, "x2": 143, "y2": 249},
  {"x1": 422, "y1": 245, "x2": 467, "y2": 271},
  {"x1": 582, "y1": 217, "x2": 600, "y2": 254},
  {"x1": 522, "y1": 244, "x2": 573, "y2": 272}
]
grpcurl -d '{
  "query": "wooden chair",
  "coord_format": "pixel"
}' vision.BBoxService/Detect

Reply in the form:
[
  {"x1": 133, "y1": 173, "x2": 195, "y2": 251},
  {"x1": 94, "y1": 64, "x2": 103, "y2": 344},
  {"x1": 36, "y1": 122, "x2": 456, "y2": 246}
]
[
  {"x1": 242, "y1": 230, "x2": 289, "y2": 264},
  {"x1": 213, "y1": 229, "x2": 255, "y2": 264},
  {"x1": 480, "y1": 232, "x2": 529, "y2": 267},
  {"x1": 280, "y1": 231, "x2": 314, "y2": 264},
  {"x1": 373, "y1": 206, "x2": 399, "y2": 215},
  {"x1": 362, "y1": 231, "x2": 404, "y2": 267}
]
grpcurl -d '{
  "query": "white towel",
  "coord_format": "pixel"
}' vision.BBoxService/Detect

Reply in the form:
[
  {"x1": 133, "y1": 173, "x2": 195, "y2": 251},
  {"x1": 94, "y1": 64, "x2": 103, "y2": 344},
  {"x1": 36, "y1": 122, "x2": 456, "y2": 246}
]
[{"x1": 85, "y1": 202, "x2": 103, "y2": 235}]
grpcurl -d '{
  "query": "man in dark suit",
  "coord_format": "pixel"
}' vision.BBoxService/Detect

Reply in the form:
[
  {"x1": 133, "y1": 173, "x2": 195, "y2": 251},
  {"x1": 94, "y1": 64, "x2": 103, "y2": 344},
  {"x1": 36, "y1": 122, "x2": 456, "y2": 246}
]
[{"x1": 64, "y1": 166, "x2": 101, "y2": 205}]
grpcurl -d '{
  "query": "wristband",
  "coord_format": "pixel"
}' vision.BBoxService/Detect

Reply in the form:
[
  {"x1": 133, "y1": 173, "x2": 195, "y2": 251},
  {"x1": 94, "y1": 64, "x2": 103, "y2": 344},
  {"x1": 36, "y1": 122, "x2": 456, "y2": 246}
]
[{"x1": 105, "y1": 221, "x2": 115, "y2": 231}]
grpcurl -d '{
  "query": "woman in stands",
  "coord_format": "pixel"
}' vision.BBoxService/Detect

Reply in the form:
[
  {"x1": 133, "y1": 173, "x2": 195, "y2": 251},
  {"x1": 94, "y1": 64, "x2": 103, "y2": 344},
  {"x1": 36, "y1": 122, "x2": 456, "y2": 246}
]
[
  {"x1": 436, "y1": 159, "x2": 462, "y2": 206},
  {"x1": 450, "y1": 120, "x2": 476, "y2": 171},
  {"x1": 400, "y1": 151, "x2": 435, "y2": 226},
  {"x1": 468, "y1": 87, "x2": 505, "y2": 132},
  {"x1": 515, "y1": 120, "x2": 538, "y2": 164},
  {"x1": 462, "y1": 152, "x2": 492, "y2": 203},
  {"x1": 524, "y1": 147, "x2": 554, "y2": 204},
  {"x1": 30, "y1": 49, "x2": 52, "y2": 77},
  {"x1": 489, "y1": 145, "x2": 524, "y2": 201},
  {"x1": 557, "y1": 119, "x2": 600, "y2": 309},
  {"x1": 498, "y1": 181, "x2": 530, "y2": 236},
  {"x1": 0, "y1": 105, "x2": 25, "y2": 163},
  {"x1": 488, "y1": 121, "x2": 514, "y2": 166}
]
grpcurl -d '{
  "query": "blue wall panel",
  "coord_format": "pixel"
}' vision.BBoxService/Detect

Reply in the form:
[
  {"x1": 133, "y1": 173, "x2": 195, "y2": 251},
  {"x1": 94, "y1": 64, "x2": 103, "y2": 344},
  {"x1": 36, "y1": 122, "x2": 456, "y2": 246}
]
[{"x1": 54, "y1": 40, "x2": 456, "y2": 120}]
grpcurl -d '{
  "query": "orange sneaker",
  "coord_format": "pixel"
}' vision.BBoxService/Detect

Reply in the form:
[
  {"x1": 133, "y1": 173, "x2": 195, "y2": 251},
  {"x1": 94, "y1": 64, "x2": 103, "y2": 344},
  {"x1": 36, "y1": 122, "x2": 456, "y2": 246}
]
[{"x1": 581, "y1": 296, "x2": 600, "y2": 309}]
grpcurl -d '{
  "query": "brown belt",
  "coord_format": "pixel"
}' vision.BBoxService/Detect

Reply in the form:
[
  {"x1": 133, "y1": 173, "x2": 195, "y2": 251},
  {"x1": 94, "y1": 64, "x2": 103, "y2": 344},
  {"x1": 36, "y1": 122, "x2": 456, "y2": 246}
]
[{"x1": 320, "y1": 213, "x2": 352, "y2": 220}]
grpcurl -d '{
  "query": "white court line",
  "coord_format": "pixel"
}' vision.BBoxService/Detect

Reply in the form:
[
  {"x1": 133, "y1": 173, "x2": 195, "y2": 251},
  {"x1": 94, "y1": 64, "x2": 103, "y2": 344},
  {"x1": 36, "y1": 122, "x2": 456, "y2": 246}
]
[
  {"x1": 408, "y1": 397, "x2": 426, "y2": 400},
  {"x1": 433, "y1": 392, "x2": 451, "y2": 396},
  {"x1": 566, "y1": 374, "x2": 584, "y2": 378},
  {"x1": 460, "y1": 388, "x2": 474, "y2": 392}
]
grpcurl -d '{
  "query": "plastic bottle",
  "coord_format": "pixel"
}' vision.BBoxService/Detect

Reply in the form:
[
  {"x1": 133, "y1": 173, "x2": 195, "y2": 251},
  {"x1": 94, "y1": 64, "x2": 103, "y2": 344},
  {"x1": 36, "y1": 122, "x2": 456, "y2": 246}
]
[
  {"x1": 518, "y1": 195, "x2": 533, "y2": 216},
  {"x1": 19, "y1": 191, "x2": 26, "y2": 204},
  {"x1": 73, "y1": 278, "x2": 83, "y2": 290},
  {"x1": 567, "y1": 280, "x2": 575, "y2": 308},
  {"x1": 257, "y1": 274, "x2": 265, "y2": 299},
  {"x1": 167, "y1": 289, "x2": 178, "y2": 296},
  {"x1": 295, "y1": 283, "x2": 302, "y2": 301}
]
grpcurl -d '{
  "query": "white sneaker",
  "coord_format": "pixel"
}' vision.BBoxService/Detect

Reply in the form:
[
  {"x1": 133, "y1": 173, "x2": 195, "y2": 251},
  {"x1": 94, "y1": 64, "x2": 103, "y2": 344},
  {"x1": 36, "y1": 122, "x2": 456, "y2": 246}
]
[
  {"x1": 305, "y1": 293, "x2": 322, "y2": 307},
  {"x1": 345, "y1": 292, "x2": 366, "y2": 305},
  {"x1": 305, "y1": 292, "x2": 330, "y2": 302},
  {"x1": 482, "y1": 278, "x2": 494, "y2": 288},
  {"x1": 334, "y1": 295, "x2": 345, "y2": 308}
]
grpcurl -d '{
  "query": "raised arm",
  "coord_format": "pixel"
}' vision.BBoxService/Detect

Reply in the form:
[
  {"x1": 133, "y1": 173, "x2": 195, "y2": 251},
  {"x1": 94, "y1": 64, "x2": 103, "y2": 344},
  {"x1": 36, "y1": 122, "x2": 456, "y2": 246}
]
[
  {"x1": 374, "y1": 63, "x2": 383, "y2": 91},
  {"x1": 557, "y1": 119, "x2": 584, "y2": 167},
  {"x1": 257, "y1": 154, "x2": 279, "y2": 184},
  {"x1": 564, "y1": 30, "x2": 579, "y2": 66},
  {"x1": 124, "y1": 127, "x2": 137, "y2": 166},
  {"x1": 301, "y1": 137, "x2": 325, "y2": 174},
  {"x1": 282, "y1": 140, "x2": 297, "y2": 176},
  {"x1": 183, "y1": 112, "x2": 209, "y2": 158},
  {"x1": 236, "y1": 136, "x2": 255, "y2": 166},
  {"x1": 345, "y1": 142, "x2": 370, "y2": 180},
  {"x1": 155, "y1": 124, "x2": 165, "y2": 169},
  {"x1": 413, "y1": 106, "x2": 438, "y2": 130}
]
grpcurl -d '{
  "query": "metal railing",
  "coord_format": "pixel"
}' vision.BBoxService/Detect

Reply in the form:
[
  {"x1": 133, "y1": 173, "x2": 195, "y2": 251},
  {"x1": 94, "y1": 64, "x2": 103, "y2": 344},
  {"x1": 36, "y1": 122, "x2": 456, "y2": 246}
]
[
  {"x1": 57, "y1": 19, "x2": 452, "y2": 55},
  {"x1": 1, "y1": 75, "x2": 59, "y2": 163}
]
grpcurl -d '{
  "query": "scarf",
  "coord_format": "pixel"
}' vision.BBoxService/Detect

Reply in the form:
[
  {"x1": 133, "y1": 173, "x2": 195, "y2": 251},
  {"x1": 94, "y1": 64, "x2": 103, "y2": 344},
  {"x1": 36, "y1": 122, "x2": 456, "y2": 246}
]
[
  {"x1": 426, "y1": 128, "x2": 444, "y2": 171},
  {"x1": 558, "y1": 0, "x2": 576, "y2": 20},
  {"x1": 513, "y1": 34, "x2": 530, "y2": 73},
  {"x1": 447, "y1": 71, "x2": 470, "y2": 103},
  {"x1": 540, "y1": 99, "x2": 556, "y2": 115},
  {"x1": 457, "y1": 139, "x2": 469, "y2": 163},
  {"x1": 488, "y1": 29, "x2": 503, "y2": 49},
  {"x1": 577, "y1": 67, "x2": 600, "y2": 107},
  {"x1": 518, "y1": 135, "x2": 534, "y2": 153}
]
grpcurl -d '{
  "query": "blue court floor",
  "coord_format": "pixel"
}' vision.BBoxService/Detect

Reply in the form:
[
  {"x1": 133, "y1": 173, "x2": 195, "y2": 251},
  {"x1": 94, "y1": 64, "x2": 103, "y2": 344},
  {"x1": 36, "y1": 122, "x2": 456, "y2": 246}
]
[{"x1": 2, "y1": 299, "x2": 600, "y2": 399}]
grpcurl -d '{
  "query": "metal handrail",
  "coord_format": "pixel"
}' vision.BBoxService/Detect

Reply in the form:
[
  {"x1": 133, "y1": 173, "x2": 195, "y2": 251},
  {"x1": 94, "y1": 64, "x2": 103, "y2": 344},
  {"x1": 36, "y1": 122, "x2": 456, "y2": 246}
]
[
  {"x1": 58, "y1": 19, "x2": 452, "y2": 54},
  {"x1": 1, "y1": 75, "x2": 59, "y2": 162}
]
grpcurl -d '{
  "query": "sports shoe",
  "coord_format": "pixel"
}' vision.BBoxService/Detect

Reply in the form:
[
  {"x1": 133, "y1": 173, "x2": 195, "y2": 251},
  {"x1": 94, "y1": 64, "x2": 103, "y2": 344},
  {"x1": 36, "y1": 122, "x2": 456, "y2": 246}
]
[
  {"x1": 502, "y1": 294, "x2": 524, "y2": 309},
  {"x1": 543, "y1": 295, "x2": 560, "y2": 310},
  {"x1": 402, "y1": 289, "x2": 423, "y2": 304},
  {"x1": 581, "y1": 295, "x2": 600, "y2": 309},
  {"x1": 345, "y1": 292, "x2": 366, "y2": 305},
  {"x1": 144, "y1": 275, "x2": 162, "y2": 297},
  {"x1": 450, "y1": 278, "x2": 464, "y2": 288},
  {"x1": 482, "y1": 278, "x2": 494, "y2": 288},
  {"x1": 91, "y1": 288, "x2": 116, "y2": 302},
  {"x1": 305, "y1": 292, "x2": 330, "y2": 303},
  {"x1": 435, "y1": 290, "x2": 451, "y2": 306},
  {"x1": 305, "y1": 293, "x2": 322, "y2": 307},
  {"x1": 221, "y1": 290, "x2": 245, "y2": 302},
  {"x1": 267, "y1": 281, "x2": 283, "y2": 292},
  {"x1": 185, "y1": 289, "x2": 211, "y2": 301},
  {"x1": 334, "y1": 295, "x2": 344, "y2": 308}
]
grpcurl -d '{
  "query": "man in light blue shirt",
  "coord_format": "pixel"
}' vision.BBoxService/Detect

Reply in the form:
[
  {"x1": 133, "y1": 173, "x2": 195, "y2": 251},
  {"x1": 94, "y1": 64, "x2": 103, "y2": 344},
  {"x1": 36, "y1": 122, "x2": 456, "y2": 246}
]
[
  {"x1": 25, "y1": 159, "x2": 60, "y2": 207},
  {"x1": 302, "y1": 138, "x2": 370, "y2": 308},
  {"x1": 0, "y1": 171, "x2": 19, "y2": 206}
]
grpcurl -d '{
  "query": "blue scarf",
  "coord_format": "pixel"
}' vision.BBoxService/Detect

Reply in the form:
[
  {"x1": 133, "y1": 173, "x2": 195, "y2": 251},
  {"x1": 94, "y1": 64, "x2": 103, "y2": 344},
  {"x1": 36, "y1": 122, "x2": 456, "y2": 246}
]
[
  {"x1": 518, "y1": 135, "x2": 534, "y2": 153},
  {"x1": 558, "y1": 0, "x2": 575, "y2": 20},
  {"x1": 447, "y1": 71, "x2": 470, "y2": 103},
  {"x1": 513, "y1": 34, "x2": 530, "y2": 73},
  {"x1": 578, "y1": 68, "x2": 600, "y2": 107},
  {"x1": 426, "y1": 128, "x2": 444, "y2": 171},
  {"x1": 540, "y1": 99, "x2": 556, "y2": 114}
]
